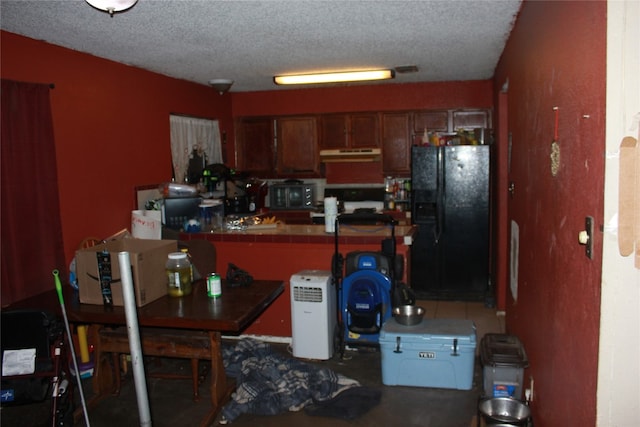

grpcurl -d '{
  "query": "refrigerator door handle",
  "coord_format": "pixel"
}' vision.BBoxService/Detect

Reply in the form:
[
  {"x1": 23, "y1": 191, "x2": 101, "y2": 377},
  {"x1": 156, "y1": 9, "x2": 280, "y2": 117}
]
[
  {"x1": 433, "y1": 209, "x2": 442, "y2": 244},
  {"x1": 435, "y1": 146, "x2": 444, "y2": 244}
]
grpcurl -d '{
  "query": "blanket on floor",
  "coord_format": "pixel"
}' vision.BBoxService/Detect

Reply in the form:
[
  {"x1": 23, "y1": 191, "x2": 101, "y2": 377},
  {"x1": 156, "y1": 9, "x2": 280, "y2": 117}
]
[{"x1": 220, "y1": 338, "x2": 373, "y2": 423}]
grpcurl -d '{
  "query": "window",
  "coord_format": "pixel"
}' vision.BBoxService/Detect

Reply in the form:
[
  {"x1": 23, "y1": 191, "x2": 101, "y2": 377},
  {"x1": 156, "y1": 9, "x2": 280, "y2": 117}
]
[{"x1": 169, "y1": 115, "x2": 222, "y2": 184}]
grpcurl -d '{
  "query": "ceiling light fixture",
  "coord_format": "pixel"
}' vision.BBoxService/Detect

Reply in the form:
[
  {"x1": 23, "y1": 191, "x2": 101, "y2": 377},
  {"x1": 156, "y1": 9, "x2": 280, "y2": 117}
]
[
  {"x1": 208, "y1": 79, "x2": 234, "y2": 95},
  {"x1": 85, "y1": 0, "x2": 138, "y2": 17},
  {"x1": 273, "y1": 69, "x2": 395, "y2": 86}
]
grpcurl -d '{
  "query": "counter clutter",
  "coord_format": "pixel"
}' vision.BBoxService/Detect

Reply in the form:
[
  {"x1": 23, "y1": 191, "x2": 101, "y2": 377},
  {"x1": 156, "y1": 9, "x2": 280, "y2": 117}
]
[{"x1": 189, "y1": 222, "x2": 415, "y2": 244}]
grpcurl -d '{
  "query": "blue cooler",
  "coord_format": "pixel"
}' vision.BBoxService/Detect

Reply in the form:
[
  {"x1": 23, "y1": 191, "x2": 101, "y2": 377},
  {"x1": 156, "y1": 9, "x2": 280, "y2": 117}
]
[{"x1": 379, "y1": 318, "x2": 477, "y2": 390}]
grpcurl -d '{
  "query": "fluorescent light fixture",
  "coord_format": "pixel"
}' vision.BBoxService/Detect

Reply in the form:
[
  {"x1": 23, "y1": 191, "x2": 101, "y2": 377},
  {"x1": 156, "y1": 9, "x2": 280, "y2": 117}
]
[
  {"x1": 274, "y1": 69, "x2": 395, "y2": 85},
  {"x1": 86, "y1": 0, "x2": 138, "y2": 17}
]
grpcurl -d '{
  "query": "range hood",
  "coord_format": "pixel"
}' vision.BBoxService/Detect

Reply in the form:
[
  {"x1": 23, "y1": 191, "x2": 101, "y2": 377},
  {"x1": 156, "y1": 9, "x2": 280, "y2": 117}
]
[{"x1": 319, "y1": 148, "x2": 381, "y2": 163}]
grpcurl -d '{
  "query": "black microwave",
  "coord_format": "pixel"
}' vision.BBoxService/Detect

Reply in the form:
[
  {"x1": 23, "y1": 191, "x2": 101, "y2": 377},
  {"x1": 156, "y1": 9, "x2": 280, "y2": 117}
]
[
  {"x1": 162, "y1": 197, "x2": 202, "y2": 230},
  {"x1": 269, "y1": 183, "x2": 315, "y2": 210}
]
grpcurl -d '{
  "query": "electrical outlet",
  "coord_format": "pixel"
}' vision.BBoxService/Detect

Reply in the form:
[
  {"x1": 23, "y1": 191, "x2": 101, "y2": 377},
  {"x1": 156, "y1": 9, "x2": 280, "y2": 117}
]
[{"x1": 525, "y1": 376, "x2": 534, "y2": 402}]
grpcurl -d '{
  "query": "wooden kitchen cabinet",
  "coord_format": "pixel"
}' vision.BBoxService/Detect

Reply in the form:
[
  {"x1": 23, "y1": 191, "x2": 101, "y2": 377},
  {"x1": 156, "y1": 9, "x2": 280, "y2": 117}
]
[
  {"x1": 411, "y1": 110, "x2": 448, "y2": 145},
  {"x1": 452, "y1": 109, "x2": 490, "y2": 131},
  {"x1": 235, "y1": 109, "x2": 491, "y2": 178},
  {"x1": 276, "y1": 116, "x2": 319, "y2": 175},
  {"x1": 236, "y1": 117, "x2": 274, "y2": 175},
  {"x1": 382, "y1": 112, "x2": 412, "y2": 175},
  {"x1": 319, "y1": 115, "x2": 347, "y2": 149},
  {"x1": 320, "y1": 113, "x2": 379, "y2": 149}
]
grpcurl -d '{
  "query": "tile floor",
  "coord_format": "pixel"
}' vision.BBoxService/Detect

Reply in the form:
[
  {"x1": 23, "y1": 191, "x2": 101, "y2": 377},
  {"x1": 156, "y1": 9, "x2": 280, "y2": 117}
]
[{"x1": 1, "y1": 301, "x2": 504, "y2": 427}]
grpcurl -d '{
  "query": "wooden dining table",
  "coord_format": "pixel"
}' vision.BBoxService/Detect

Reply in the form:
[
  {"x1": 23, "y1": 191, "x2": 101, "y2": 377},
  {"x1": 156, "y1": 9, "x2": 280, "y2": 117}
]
[{"x1": 5, "y1": 279, "x2": 284, "y2": 426}]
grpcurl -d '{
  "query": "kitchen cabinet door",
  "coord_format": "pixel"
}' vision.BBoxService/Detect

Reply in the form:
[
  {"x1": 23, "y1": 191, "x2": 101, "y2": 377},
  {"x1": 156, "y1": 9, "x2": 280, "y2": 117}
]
[
  {"x1": 350, "y1": 113, "x2": 379, "y2": 148},
  {"x1": 277, "y1": 116, "x2": 319, "y2": 175},
  {"x1": 382, "y1": 112, "x2": 411, "y2": 175},
  {"x1": 320, "y1": 115, "x2": 348, "y2": 149},
  {"x1": 412, "y1": 110, "x2": 448, "y2": 145},
  {"x1": 452, "y1": 109, "x2": 491, "y2": 131},
  {"x1": 236, "y1": 117, "x2": 274, "y2": 175},
  {"x1": 320, "y1": 113, "x2": 379, "y2": 149}
]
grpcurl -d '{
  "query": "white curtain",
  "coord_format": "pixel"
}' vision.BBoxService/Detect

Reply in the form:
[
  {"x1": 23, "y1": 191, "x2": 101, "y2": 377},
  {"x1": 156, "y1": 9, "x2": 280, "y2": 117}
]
[{"x1": 169, "y1": 115, "x2": 222, "y2": 183}]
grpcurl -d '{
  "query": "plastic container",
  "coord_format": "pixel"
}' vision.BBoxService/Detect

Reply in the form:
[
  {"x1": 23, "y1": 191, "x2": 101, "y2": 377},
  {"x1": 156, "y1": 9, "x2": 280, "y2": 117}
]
[
  {"x1": 166, "y1": 252, "x2": 192, "y2": 297},
  {"x1": 481, "y1": 333, "x2": 529, "y2": 399}
]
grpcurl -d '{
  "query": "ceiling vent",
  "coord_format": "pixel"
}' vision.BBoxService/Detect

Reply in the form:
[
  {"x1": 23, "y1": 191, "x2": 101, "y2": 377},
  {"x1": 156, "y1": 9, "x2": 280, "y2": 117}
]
[{"x1": 395, "y1": 65, "x2": 419, "y2": 74}]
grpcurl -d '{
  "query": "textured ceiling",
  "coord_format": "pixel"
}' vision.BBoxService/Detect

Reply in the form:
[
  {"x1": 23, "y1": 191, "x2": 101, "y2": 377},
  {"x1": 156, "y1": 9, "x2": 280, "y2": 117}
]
[{"x1": 0, "y1": 0, "x2": 522, "y2": 92}]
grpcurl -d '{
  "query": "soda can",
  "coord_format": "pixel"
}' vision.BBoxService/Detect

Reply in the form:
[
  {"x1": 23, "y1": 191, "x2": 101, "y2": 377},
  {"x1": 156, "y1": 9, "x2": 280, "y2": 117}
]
[{"x1": 207, "y1": 273, "x2": 222, "y2": 298}]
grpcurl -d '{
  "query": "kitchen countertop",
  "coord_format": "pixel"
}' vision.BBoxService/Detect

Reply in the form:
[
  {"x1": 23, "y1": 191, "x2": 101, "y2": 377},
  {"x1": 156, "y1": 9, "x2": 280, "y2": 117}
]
[{"x1": 181, "y1": 223, "x2": 415, "y2": 245}]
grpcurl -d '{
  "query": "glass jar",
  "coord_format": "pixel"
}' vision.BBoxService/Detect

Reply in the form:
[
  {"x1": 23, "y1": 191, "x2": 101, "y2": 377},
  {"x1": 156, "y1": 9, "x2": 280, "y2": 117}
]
[{"x1": 166, "y1": 252, "x2": 192, "y2": 297}]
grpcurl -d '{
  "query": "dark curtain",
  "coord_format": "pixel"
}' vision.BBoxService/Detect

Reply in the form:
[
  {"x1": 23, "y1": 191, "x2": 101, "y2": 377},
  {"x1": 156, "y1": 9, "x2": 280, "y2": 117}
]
[{"x1": 1, "y1": 79, "x2": 66, "y2": 306}]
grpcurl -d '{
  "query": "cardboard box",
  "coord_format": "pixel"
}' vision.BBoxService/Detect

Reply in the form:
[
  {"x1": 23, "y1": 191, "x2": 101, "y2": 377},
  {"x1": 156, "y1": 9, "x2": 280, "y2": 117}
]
[
  {"x1": 379, "y1": 318, "x2": 477, "y2": 390},
  {"x1": 76, "y1": 239, "x2": 177, "y2": 307}
]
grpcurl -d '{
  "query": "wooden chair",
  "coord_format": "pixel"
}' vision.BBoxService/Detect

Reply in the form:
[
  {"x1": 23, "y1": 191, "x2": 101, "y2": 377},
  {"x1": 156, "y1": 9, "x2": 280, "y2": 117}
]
[
  {"x1": 95, "y1": 327, "x2": 212, "y2": 401},
  {"x1": 94, "y1": 239, "x2": 217, "y2": 401},
  {"x1": 78, "y1": 236, "x2": 102, "y2": 249}
]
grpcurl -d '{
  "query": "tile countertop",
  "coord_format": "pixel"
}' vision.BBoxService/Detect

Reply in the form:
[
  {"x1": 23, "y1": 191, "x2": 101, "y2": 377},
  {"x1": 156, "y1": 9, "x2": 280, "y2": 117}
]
[{"x1": 181, "y1": 223, "x2": 416, "y2": 245}]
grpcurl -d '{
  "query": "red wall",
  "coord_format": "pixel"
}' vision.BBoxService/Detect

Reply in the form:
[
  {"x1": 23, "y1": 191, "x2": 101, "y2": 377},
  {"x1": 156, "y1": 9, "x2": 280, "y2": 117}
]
[
  {"x1": 231, "y1": 79, "x2": 493, "y2": 116},
  {"x1": 493, "y1": 1, "x2": 605, "y2": 425},
  {"x1": 1, "y1": 31, "x2": 233, "y2": 268}
]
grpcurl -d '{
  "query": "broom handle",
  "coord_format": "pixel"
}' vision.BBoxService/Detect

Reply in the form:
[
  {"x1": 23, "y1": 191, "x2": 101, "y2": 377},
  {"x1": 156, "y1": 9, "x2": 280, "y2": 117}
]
[
  {"x1": 118, "y1": 251, "x2": 152, "y2": 427},
  {"x1": 53, "y1": 270, "x2": 91, "y2": 427}
]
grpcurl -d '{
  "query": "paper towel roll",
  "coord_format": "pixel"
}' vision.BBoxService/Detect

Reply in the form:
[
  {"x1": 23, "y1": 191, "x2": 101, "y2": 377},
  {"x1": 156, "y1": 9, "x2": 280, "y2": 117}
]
[
  {"x1": 324, "y1": 197, "x2": 338, "y2": 233},
  {"x1": 325, "y1": 214, "x2": 337, "y2": 233},
  {"x1": 324, "y1": 197, "x2": 338, "y2": 213}
]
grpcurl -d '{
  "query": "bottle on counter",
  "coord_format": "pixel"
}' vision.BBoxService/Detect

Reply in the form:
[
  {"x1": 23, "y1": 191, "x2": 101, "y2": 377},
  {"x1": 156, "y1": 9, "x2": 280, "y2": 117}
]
[
  {"x1": 385, "y1": 176, "x2": 394, "y2": 193},
  {"x1": 166, "y1": 252, "x2": 193, "y2": 297}
]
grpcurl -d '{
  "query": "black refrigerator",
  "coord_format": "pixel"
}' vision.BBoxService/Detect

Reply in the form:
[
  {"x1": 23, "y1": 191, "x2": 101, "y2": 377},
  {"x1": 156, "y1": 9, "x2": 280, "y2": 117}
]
[{"x1": 411, "y1": 144, "x2": 492, "y2": 301}]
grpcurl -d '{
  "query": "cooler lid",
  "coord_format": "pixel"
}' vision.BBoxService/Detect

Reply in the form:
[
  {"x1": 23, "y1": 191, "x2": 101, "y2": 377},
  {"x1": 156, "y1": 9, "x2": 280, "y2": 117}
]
[
  {"x1": 480, "y1": 333, "x2": 529, "y2": 367},
  {"x1": 380, "y1": 318, "x2": 476, "y2": 344}
]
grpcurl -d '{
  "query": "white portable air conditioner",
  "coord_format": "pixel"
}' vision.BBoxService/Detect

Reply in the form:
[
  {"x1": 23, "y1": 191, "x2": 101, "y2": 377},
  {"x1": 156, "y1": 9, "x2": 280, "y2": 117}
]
[{"x1": 290, "y1": 270, "x2": 336, "y2": 360}]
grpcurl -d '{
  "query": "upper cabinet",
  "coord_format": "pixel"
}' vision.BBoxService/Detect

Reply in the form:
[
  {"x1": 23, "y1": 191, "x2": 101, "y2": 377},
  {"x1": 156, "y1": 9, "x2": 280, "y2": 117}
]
[
  {"x1": 236, "y1": 117, "x2": 274, "y2": 175},
  {"x1": 411, "y1": 110, "x2": 448, "y2": 145},
  {"x1": 452, "y1": 109, "x2": 490, "y2": 131},
  {"x1": 276, "y1": 116, "x2": 319, "y2": 175},
  {"x1": 382, "y1": 112, "x2": 412, "y2": 175},
  {"x1": 320, "y1": 113, "x2": 379, "y2": 149},
  {"x1": 235, "y1": 109, "x2": 491, "y2": 178}
]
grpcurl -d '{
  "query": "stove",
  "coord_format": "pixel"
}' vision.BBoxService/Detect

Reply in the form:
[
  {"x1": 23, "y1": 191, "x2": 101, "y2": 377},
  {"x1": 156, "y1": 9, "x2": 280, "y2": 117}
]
[{"x1": 310, "y1": 187, "x2": 385, "y2": 224}]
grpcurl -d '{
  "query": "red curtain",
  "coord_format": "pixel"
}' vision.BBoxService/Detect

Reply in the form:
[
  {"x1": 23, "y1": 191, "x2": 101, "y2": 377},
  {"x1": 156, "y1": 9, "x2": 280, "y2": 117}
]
[{"x1": 1, "y1": 79, "x2": 66, "y2": 306}]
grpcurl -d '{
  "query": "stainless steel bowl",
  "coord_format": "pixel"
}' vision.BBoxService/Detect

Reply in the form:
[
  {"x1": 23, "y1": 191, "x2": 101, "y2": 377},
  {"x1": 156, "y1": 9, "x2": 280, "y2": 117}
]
[
  {"x1": 478, "y1": 397, "x2": 531, "y2": 425},
  {"x1": 392, "y1": 305, "x2": 425, "y2": 326}
]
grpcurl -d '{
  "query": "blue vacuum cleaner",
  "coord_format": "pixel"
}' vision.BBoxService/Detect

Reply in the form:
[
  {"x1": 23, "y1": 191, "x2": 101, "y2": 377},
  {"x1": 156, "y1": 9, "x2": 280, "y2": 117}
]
[
  {"x1": 332, "y1": 213, "x2": 404, "y2": 356},
  {"x1": 341, "y1": 253, "x2": 393, "y2": 346}
]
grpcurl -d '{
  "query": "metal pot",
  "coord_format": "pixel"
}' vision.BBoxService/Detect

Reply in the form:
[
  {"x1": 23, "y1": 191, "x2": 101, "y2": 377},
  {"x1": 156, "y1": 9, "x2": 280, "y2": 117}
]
[
  {"x1": 392, "y1": 305, "x2": 425, "y2": 326},
  {"x1": 478, "y1": 397, "x2": 531, "y2": 426}
]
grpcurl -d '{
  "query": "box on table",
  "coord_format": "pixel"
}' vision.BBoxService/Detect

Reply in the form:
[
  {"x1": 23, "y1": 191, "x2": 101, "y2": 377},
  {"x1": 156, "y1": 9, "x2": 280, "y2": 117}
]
[
  {"x1": 480, "y1": 333, "x2": 528, "y2": 399},
  {"x1": 379, "y1": 318, "x2": 477, "y2": 390},
  {"x1": 76, "y1": 239, "x2": 177, "y2": 307}
]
